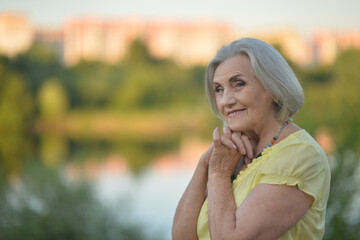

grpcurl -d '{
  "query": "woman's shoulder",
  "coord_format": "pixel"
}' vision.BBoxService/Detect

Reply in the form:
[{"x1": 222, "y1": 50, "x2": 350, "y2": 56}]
[
  {"x1": 260, "y1": 129, "x2": 331, "y2": 205},
  {"x1": 262, "y1": 129, "x2": 329, "y2": 175},
  {"x1": 273, "y1": 129, "x2": 327, "y2": 159}
]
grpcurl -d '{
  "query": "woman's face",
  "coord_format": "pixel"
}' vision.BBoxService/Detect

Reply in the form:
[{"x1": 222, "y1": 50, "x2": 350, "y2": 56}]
[{"x1": 213, "y1": 54, "x2": 276, "y2": 133}]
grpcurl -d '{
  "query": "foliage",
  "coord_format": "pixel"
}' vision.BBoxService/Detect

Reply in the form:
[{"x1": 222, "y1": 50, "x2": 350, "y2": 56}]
[
  {"x1": 0, "y1": 162, "x2": 161, "y2": 240},
  {"x1": 0, "y1": 39, "x2": 359, "y2": 239},
  {"x1": 8, "y1": 42, "x2": 67, "y2": 94},
  {"x1": 296, "y1": 50, "x2": 360, "y2": 151},
  {"x1": 294, "y1": 49, "x2": 360, "y2": 239},
  {"x1": 324, "y1": 151, "x2": 360, "y2": 240},
  {"x1": 0, "y1": 58, "x2": 34, "y2": 174},
  {"x1": 110, "y1": 40, "x2": 206, "y2": 111},
  {"x1": 71, "y1": 61, "x2": 123, "y2": 108},
  {"x1": 38, "y1": 78, "x2": 69, "y2": 120}
]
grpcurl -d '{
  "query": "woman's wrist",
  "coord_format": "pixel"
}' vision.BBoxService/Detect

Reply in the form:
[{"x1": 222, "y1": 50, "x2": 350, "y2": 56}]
[
  {"x1": 208, "y1": 167, "x2": 233, "y2": 179},
  {"x1": 199, "y1": 154, "x2": 209, "y2": 171},
  {"x1": 199, "y1": 144, "x2": 213, "y2": 170}
]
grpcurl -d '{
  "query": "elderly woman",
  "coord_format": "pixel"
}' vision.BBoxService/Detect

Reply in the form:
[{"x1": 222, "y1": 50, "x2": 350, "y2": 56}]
[{"x1": 172, "y1": 38, "x2": 331, "y2": 240}]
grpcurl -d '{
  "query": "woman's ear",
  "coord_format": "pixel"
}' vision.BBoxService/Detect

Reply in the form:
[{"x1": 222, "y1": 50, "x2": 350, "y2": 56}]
[
  {"x1": 273, "y1": 100, "x2": 282, "y2": 116},
  {"x1": 272, "y1": 97, "x2": 281, "y2": 105}
]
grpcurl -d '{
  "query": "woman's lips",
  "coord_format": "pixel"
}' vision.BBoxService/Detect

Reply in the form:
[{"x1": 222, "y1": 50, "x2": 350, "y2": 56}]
[{"x1": 227, "y1": 109, "x2": 245, "y2": 118}]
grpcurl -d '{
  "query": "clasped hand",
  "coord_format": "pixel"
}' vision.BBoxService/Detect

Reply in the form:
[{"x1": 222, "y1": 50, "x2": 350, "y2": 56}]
[{"x1": 205, "y1": 126, "x2": 255, "y2": 177}]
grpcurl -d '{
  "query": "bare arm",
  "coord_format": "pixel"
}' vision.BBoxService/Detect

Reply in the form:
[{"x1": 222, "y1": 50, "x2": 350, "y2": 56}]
[
  {"x1": 172, "y1": 145, "x2": 212, "y2": 240},
  {"x1": 208, "y1": 176, "x2": 313, "y2": 240},
  {"x1": 207, "y1": 128, "x2": 314, "y2": 240}
]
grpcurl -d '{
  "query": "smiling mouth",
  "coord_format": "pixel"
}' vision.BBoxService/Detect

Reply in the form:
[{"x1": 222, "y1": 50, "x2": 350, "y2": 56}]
[{"x1": 227, "y1": 109, "x2": 245, "y2": 118}]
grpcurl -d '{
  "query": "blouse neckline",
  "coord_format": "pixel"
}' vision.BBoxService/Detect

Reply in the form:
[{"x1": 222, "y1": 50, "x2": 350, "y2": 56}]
[{"x1": 232, "y1": 129, "x2": 306, "y2": 184}]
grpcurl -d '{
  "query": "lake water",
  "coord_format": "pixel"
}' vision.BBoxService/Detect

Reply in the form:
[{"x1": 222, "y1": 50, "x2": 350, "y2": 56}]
[
  {"x1": 62, "y1": 138, "x2": 209, "y2": 239},
  {"x1": 6, "y1": 133, "x2": 358, "y2": 240},
  {"x1": 95, "y1": 167, "x2": 194, "y2": 239}
]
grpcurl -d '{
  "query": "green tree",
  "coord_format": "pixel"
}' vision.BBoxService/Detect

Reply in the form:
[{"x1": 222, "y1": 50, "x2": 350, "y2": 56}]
[
  {"x1": 0, "y1": 61, "x2": 34, "y2": 174},
  {"x1": 71, "y1": 61, "x2": 122, "y2": 108},
  {"x1": 110, "y1": 40, "x2": 206, "y2": 111},
  {"x1": 0, "y1": 162, "x2": 162, "y2": 240},
  {"x1": 300, "y1": 50, "x2": 360, "y2": 150},
  {"x1": 38, "y1": 78, "x2": 69, "y2": 121},
  {"x1": 294, "y1": 49, "x2": 360, "y2": 240}
]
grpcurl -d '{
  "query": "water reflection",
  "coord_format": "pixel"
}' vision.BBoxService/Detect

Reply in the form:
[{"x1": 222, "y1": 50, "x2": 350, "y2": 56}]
[
  {"x1": 40, "y1": 134, "x2": 68, "y2": 167},
  {"x1": 0, "y1": 130, "x2": 210, "y2": 239},
  {"x1": 63, "y1": 137, "x2": 210, "y2": 239},
  {"x1": 0, "y1": 161, "x2": 158, "y2": 240},
  {"x1": 3, "y1": 127, "x2": 359, "y2": 239}
]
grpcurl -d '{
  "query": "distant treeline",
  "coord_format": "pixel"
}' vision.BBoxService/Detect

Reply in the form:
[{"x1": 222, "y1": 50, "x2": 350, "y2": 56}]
[{"x1": 1, "y1": 38, "x2": 360, "y2": 240}]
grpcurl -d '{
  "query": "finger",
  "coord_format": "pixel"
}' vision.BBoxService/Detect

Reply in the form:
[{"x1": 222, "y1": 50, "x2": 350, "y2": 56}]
[
  {"x1": 223, "y1": 126, "x2": 232, "y2": 138},
  {"x1": 204, "y1": 143, "x2": 214, "y2": 158},
  {"x1": 209, "y1": 143, "x2": 214, "y2": 154},
  {"x1": 241, "y1": 135, "x2": 254, "y2": 159},
  {"x1": 244, "y1": 156, "x2": 253, "y2": 165},
  {"x1": 213, "y1": 128, "x2": 221, "y2": 147},
  {"x1": 220, "y1": 136, "x2": 237, "y2": 150},
  {"x1": 231, "y1": 132, "x2": 246, "y2": 155}
]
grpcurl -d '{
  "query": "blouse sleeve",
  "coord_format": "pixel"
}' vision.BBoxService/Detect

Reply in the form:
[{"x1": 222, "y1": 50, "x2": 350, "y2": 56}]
[{"x1": 259, "y1": 141, "x2": 329, "y2": 204}]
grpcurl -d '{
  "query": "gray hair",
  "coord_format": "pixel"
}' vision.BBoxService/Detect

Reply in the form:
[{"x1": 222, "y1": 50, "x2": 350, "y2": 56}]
[{"x1": 205, "y1": 38, "x2": 304, "y2": 122}]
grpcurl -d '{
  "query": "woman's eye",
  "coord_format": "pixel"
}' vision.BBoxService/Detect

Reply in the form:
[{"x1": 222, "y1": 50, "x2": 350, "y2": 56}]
[
  {"x1": 236, "y1": 81, "x2": 245, "y2": 87},
  {"x1": 215, "y1": 87, "x2": 223, "y2": 93}
]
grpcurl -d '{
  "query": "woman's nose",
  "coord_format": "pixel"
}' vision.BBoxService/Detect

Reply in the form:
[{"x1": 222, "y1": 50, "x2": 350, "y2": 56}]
[{"x1": 221, "y1": 90, "x2": 236, "y2": 107}]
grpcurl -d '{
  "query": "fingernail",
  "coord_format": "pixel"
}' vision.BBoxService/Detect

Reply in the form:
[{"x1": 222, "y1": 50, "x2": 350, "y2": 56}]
[
  {"x1": 232, "y1": 143, "x2": 237, "y2": 149},
  {"x1": 213, "y1": 127, "x2": 219, "y2": 136},
  {"x1": 241, "y1": 148, "x2": 246, "y2": 155}
]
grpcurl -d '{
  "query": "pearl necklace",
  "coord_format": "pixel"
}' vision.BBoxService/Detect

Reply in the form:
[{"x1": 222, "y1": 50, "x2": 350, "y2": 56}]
[{"x1": 262, "y1": 118, "x2": 293, "y2": 152}]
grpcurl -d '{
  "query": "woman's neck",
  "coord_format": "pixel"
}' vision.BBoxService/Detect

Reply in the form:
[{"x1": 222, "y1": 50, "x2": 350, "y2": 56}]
[{"x1": 242, "y1": 118, "x2": 284, "y2": 157}]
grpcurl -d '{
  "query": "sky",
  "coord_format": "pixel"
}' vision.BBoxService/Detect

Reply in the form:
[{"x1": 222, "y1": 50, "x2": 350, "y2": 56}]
[{"x1": 1, "y1": 0, "x2": 359, "y2": 36}]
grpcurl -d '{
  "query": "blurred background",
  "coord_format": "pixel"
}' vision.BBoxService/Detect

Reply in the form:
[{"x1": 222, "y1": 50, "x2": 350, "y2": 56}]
[{"x1": 0, "y1": 0, "x2": 359, "y2": 239}]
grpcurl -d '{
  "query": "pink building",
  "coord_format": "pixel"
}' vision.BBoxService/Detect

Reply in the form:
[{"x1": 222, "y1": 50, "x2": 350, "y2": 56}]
[
  {"x1": 144, "y1": 20, "x2": 236, "y2": 66},
  {"x1": 252, "y1": 29, "x2": 312, "y2": 65},
  {"x1": 62, "y1": 17, "x2": 236, "y2": 66},
  {"x1": 63, "y1": 17, "x2": 144, "y2": 66},
  {"x1": 0, "y1": 12, "x2": 33, "y2": 57},
  {"x1": 312, "y1": 30, "x2": 360, "y2": 65},
  {"x1": 4, "y1": 11, "x2": 358, "y2": 67},
  {"x1": 102, "y1": 18, "x2": 144, "y2": 63},
  {"x1": 63, "y1": 17, "x2": 104, "y2": 66}
]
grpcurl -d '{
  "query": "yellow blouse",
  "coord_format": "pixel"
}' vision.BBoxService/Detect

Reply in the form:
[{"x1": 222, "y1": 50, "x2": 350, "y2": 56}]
[{"x1": 197, "y1": 129, "x2": 331, "y2": 240}]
